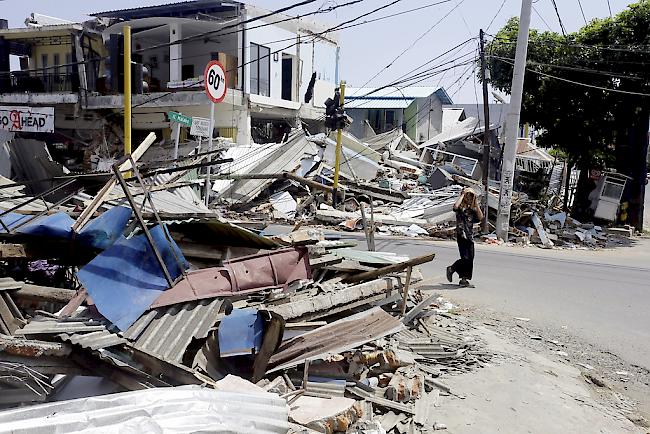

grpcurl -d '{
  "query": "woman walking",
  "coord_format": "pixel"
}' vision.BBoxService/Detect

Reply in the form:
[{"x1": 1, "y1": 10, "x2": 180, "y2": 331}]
[{"x1": 447, "y1": 188, "x2": 483, "y2": 287}]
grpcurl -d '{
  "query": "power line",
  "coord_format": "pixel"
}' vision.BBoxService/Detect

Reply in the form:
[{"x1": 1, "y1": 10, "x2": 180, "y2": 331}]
[
  {"x1": 132, "y1": 0, "x2": 321, "y2": 54},
  {"x1": 550, "y1": 0, "x2": 567, "y2": 36},
  {"x1": 495, "y1": 57, "x2": 650, "y2": 97},
  {"x1": 137, "y1": 0, "x2": 367, "y2": 55},
  {"x1": 218, "y1": 0, "x2": 454, "y2": 48},
  {"x1": 487, "y1": 34, "x2": 650, "y2": 54},
  {"x1": 489, "y1": 55, "x2": 644, "y2": 80},
  {"x1": 0, "y1": 0, "x2": 362, "y2": 77},
  {"x1": 576, "y1": 0, "x2": 587, "y2": 25},
  {"x1": 532, "y1": 5, "x2": 553, "y2": 32},
  {"x1": 606, "y1": 0, "x2": 613, "y2": 18},
  {"x1": 486, "y1": 0, "x2": 508, "y2": 33},
  {"x1": 348, "y1": 0, "x2": 466, "y2": 95},
  {"x1": 164, "y1": 0, "x2": 454, "y2": 65},
  {"x1": 117, "y1": 0, "x2": 413, "y2": 114},
  {"x1": 345, "y1": 55, "x2": 477, "y2": 110}
]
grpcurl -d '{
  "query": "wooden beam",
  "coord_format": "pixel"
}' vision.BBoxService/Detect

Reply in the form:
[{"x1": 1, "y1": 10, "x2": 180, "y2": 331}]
[
  {"x1": 13, "y1": 284, "x2": 76, "y2": 304},
  {"x1": 72, "y1": 133, "x2": 157, "y2": 232},
  {"x1": 342, "y1": 253, "x2": 435, "y2": 284}
]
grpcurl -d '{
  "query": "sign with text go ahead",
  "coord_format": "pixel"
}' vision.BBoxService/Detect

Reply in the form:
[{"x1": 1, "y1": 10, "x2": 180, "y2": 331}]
[
  {"x1": 204, "y1": 60, "x2": 227, "y2": 103},
  {"x1": 0, "y1": 106, "x2": 54, "y2": 133},
  {"x1": 168, "y1": 111, "x2": 192, "y2": 127}
]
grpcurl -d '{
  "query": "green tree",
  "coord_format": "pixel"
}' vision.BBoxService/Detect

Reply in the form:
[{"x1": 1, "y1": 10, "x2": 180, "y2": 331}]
[{"x1": 486, "y1": 1, "x2": 650, "y2": 228}]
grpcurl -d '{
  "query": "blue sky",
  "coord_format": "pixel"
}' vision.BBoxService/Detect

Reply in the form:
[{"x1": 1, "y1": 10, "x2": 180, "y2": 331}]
[{"x1": 3, "y1": 0, "x2": 629, "y2": 103}]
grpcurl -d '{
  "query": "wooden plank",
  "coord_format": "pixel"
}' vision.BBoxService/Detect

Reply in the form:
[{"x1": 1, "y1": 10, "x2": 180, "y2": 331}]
[
  {"x1": 309, "y1": 254, "x2": 343, "y2": 268},
  {"x1": 342, "y1": 253, "x2": 435, "y2": 284},
  {"x1": 400, "y1": 266, "x2": 414, "y2": 316},
  {"x1": 13, "y1": 285, "x2": 76, "y2": 304},
  {"x1": 72, "y1": 133, "x2": 156, "y2": 231}
]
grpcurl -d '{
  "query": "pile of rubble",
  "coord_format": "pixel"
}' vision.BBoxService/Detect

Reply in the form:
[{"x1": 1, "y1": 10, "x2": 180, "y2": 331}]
[
  {"x1": 210, "y1": 128, "x2": 467, "y2": 239},
  {"x1": 0, "y1": 132, "x2": 492, "y2": 433},
  {"x1": 483, "y1": 203, "x2": 635, "y2": 249},
  {"x1": 209, "y1": 126, "x2": 633, "y2": 250}
]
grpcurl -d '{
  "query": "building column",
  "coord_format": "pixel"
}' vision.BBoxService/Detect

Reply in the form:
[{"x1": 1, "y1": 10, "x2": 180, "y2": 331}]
[
  {"x1": 235, "y1": 109, "x2": 251, "y2": 145},
  {"x1": 169, "y1": 23, "x2": 182, "y2": 83}
]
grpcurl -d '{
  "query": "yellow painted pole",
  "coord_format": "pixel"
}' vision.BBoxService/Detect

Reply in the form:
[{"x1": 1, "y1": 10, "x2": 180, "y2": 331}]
[
  {"x1": 332, "y1": 80, "x2": 346, "y2": 207},
  {"x1": 123, "y1": 25, "x2": 132, "y2": 176}
]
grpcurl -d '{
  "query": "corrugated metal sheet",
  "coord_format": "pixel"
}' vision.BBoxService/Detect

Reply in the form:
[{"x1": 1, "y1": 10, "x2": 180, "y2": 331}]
[
  {"x1": 346, "y1": 99, "x2": 414, "y2": 110},
  {"x1": 217, "y1": 131, "x2": 321, "y2": 203},
  {"x1": 58, "y1": 330, "x2": 127, "y2": 350},
  {"x1": 419, "y1": 117, "x2": 485, "y2": 148},
  {"x1": 268, "y1": 307, "x2": 404, "y2": 373},
  {"x1": 0, "y1": 385, "x2": 289, "y2": 434},
  {"x1": 346, "y1": 86, "x2": 441, "y2": 99},
  {"x1": 123, "y1": 298, "x2": 224, "y2": 364},
  {"x1": 15, "y1": 317, "x2": 109, "y2": 336},
  {"x1": 0, "y1": 176, "x2": 63, "y2": 213},
  {"x1": 152, "y1": 247, "x2": 310, "y2": 309}
]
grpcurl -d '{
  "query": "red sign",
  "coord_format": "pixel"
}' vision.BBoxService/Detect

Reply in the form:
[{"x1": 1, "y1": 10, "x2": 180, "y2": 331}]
[{"x1": 204, "y1": 61, "x2": 227, "y2": 103}]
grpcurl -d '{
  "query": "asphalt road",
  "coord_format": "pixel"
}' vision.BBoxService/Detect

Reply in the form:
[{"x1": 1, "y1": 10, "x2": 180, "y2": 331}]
[{"x1": 340, "y1": 233, "x2": 650, "y2": 371}]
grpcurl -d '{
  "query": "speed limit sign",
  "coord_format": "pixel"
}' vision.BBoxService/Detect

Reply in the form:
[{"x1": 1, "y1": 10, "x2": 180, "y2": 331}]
[{"x1": 204, "y1": 60, "x2": 227, "y2": 103}]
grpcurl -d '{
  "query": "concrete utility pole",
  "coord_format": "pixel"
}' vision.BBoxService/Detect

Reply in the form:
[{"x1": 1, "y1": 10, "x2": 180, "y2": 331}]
[
  {"x1": 495, "y1": 0, "x2": 533, "y2": 241},
  {"x1": 479, "y1": 29, "x2": 491, "y2": 234}
]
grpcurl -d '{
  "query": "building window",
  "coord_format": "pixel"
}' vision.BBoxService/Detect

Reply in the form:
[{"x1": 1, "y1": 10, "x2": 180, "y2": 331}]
[
  {"x1": 182, "y1": 64, "x2": 195, "y2": 80},
  {"x1": 53, "y1": 54, "x2": 60, "y2": 74},
  {"x1": 385, "y1": 110, "x2": 395, "y2": 129},
  {"x1": 65, "y1": 53, "x2": 73, "y2": 75},
  {"x1": 41, "y1": 54, "x2": 48, "y2": 70},
  {"x1": 250, "y1": 43, "x2": 270, "y2": 97}
]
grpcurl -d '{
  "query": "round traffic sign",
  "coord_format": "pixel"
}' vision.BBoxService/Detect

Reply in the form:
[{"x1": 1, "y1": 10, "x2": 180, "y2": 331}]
[{"x1": 204, "y1": 60, "x2": 227, "y2": 103}]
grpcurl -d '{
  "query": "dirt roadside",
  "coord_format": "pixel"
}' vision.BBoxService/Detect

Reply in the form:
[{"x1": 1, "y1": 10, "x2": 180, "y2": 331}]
[{"x1": 435, "y1": 298, "x2": 650, "y2": 433}]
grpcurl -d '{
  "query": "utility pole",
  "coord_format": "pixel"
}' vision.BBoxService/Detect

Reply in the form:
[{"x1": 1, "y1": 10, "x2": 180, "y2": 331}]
[
  {"x1": 479, "y1": 29, "x2": 491, "y2": 233},
  {"x1": 495, "y1": 0, "x2": 533, "y2": 241},
  {"x1": 123, "y1": 25, "x2": 132, "y2": 177},
  {"x1": 332, "y1": 80, "x2": 346, "y2": 208}
]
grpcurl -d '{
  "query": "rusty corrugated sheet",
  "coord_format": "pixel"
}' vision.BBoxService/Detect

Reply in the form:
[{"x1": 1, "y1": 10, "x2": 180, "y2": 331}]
[
  {"x1": 267, "y1": 307, "x2": 404, "y2": 373},
  {"x1": 151, "y1": 247, "x2": 310, "y2": 309},
  {"x1": 123, "y1": 298, "x2": 224, "y2": 364}
]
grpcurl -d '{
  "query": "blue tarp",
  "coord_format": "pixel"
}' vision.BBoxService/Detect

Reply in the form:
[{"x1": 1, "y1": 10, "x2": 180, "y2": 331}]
[
  {"x1": 0, "y1": 212, "x2": 37, "y2": 233},
  {"x1": 218, "y1": 309, "x2": 265, "y2": 357},
  {"x1": 16, "y1": 213, "x2": 75, "y2": 239},
  {"x1": 0, "y1": 207, "x2": 133, "y2": 251},
  {"x1": 76, "y1": 206, "x2": 133, "y2": 250},
  {"x1": 77, "y1": 225, "x2": 189, "y2": 331}
]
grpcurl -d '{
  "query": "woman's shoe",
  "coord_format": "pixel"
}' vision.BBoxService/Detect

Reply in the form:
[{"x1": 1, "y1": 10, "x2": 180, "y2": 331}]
[
  {"x1": 446, "y1": 266, "x2": 453, "y2": 283},
  {"x1": 459, "y1": 279, "x2": 470, "y2": 287}
]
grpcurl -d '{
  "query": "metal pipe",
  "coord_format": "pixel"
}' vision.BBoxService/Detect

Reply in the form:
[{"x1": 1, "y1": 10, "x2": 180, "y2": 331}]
[{"x1": 123, "y1": 25, "x2": 132, "y2": 177}]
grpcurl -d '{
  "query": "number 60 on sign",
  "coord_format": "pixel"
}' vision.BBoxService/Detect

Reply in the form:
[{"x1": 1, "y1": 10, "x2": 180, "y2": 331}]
[{"x1": 204, "y1": 61, "x2": 227, "y2": 103}]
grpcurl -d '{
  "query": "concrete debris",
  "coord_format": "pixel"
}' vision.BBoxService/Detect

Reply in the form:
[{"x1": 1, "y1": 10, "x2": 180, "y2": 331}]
[
  {"x1": 0, "y1": 56, "x2": 636, "y2": 430},
  {"x1": 0, "y1": 127, "x2": 485, "y2": 431}
]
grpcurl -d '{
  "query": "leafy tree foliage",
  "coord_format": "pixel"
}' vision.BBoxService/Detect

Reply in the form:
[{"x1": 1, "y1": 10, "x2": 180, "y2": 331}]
[{"x1": 486, "y1": 1, "x2": 649, "y2": 227}]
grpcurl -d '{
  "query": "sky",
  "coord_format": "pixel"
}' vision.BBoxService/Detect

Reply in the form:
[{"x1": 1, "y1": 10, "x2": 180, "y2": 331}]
[{"x1": 3, "y1": 0, "x2": 631, "y2": 103}]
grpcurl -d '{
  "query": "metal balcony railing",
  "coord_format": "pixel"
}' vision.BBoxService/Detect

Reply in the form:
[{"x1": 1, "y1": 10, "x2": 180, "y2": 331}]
[{"x1": 2, "y1": 71, "x2": 80, "y2": 93}]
